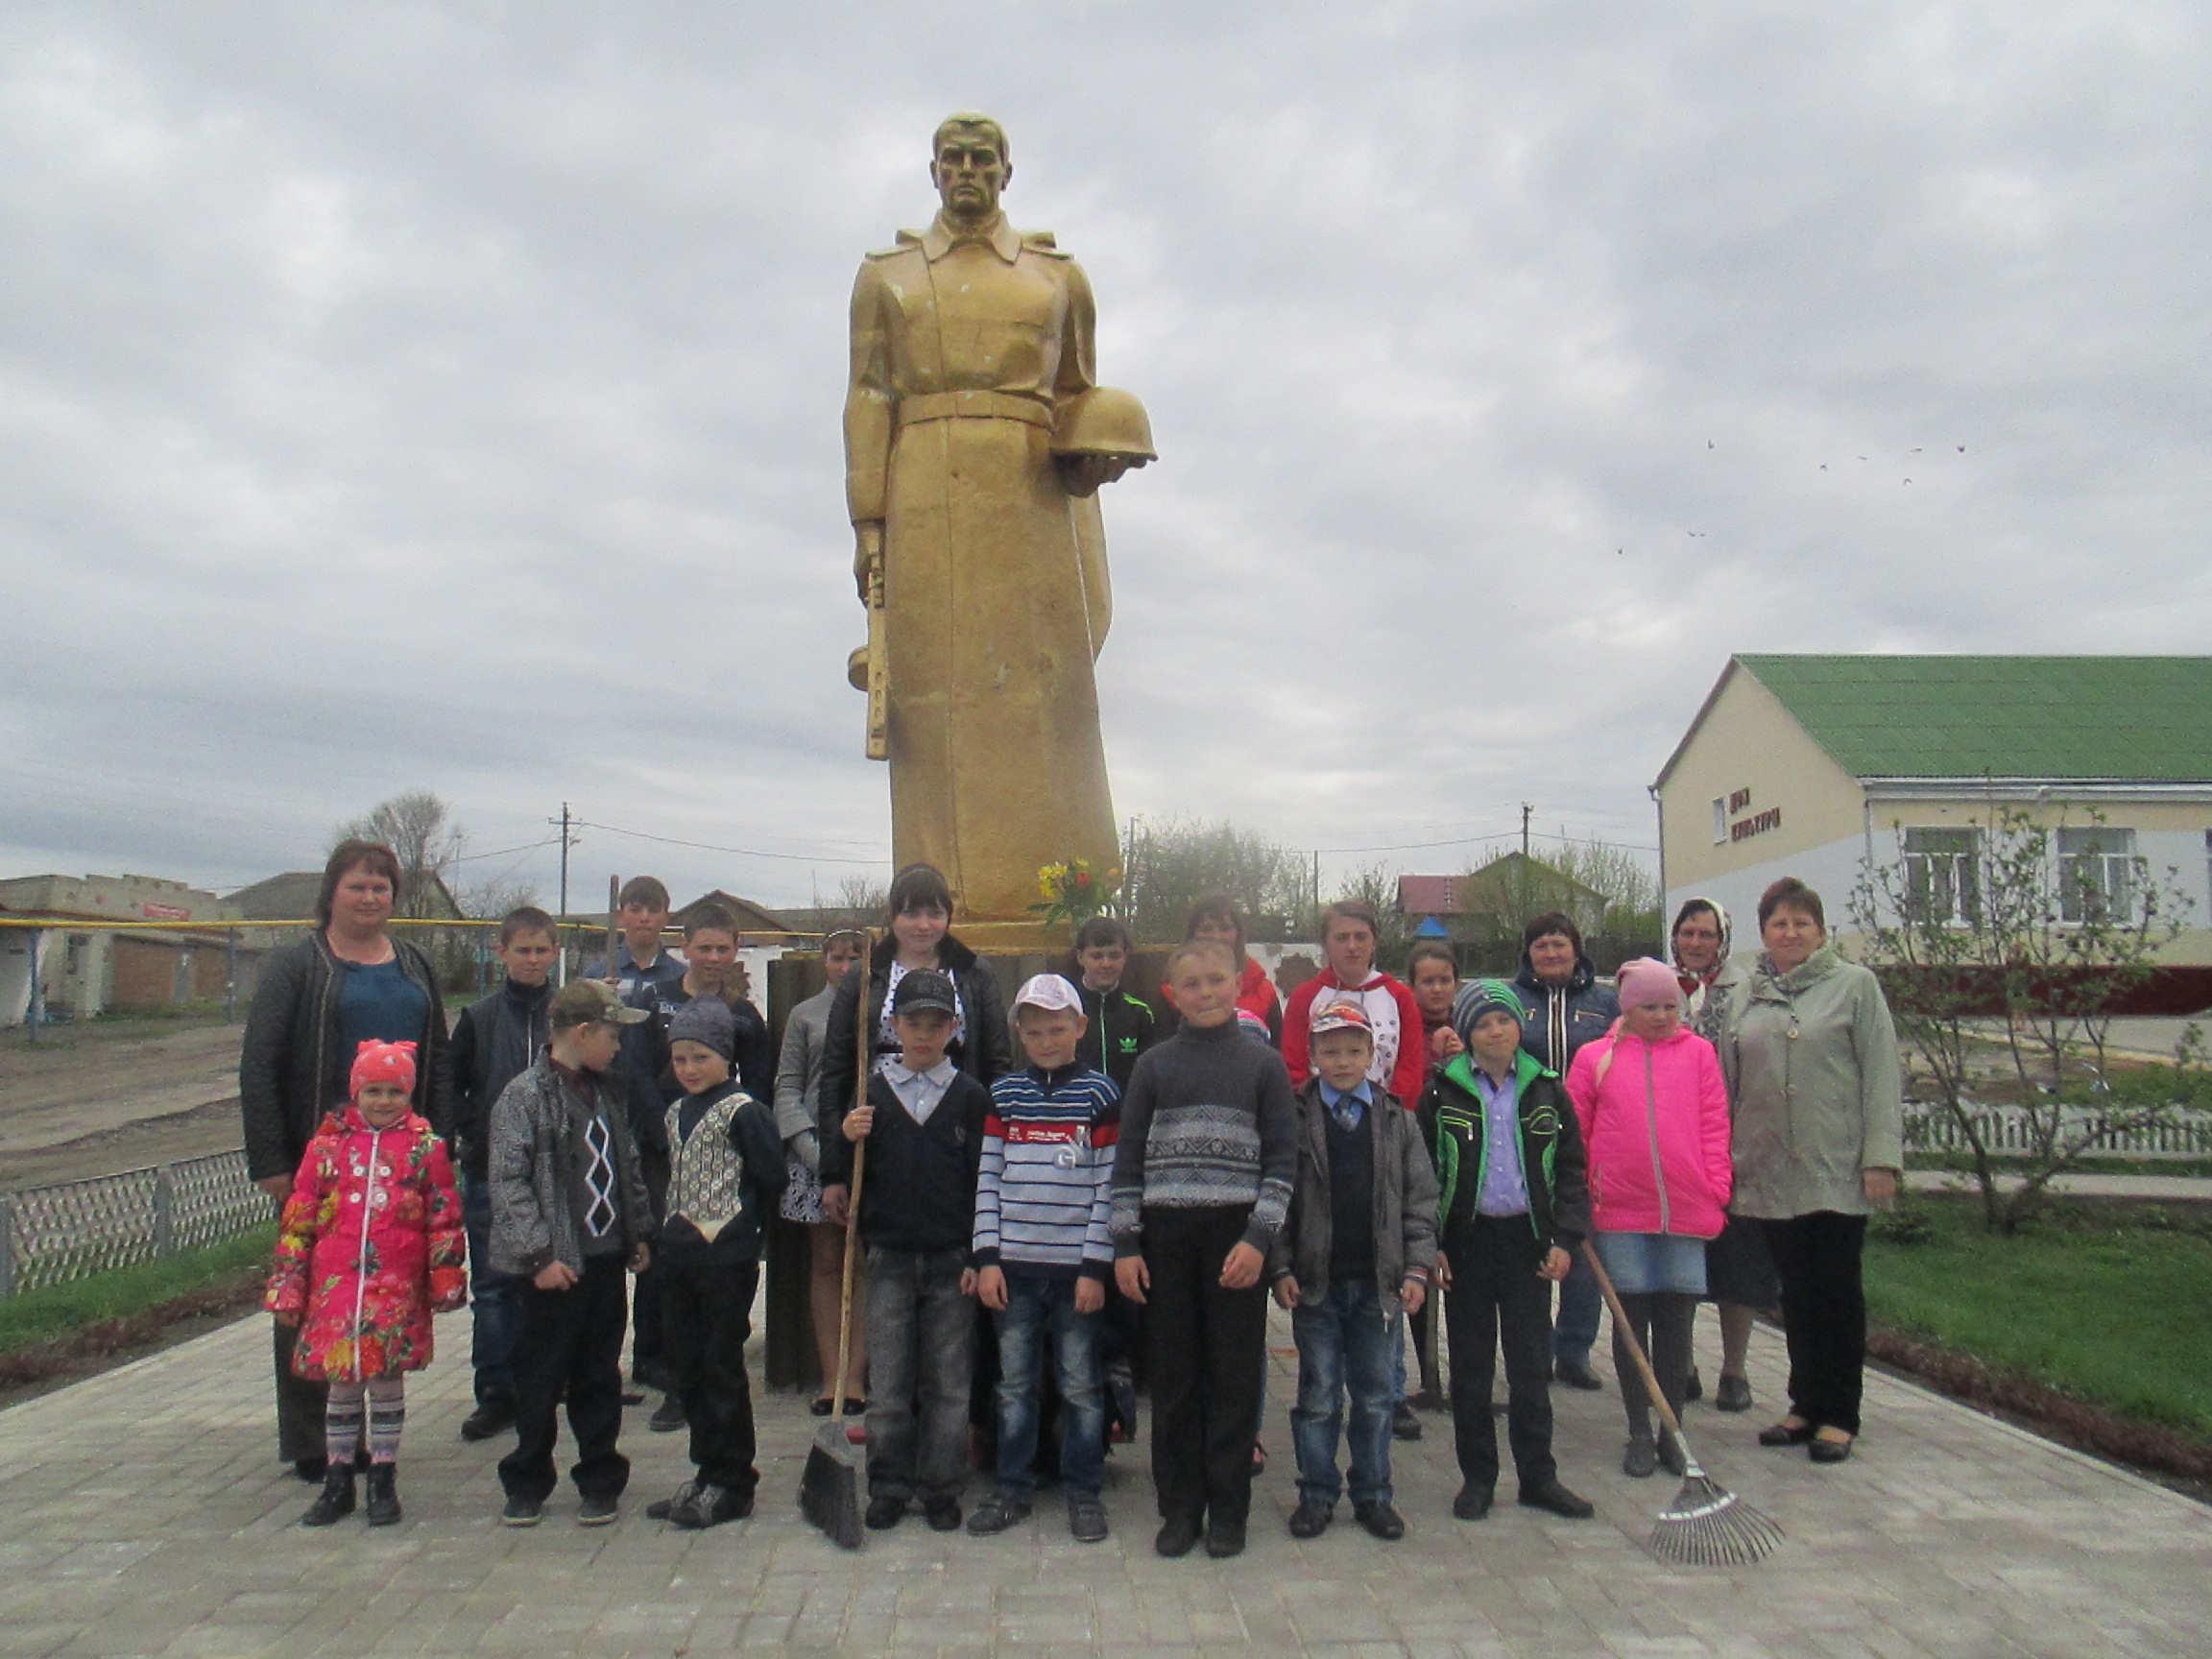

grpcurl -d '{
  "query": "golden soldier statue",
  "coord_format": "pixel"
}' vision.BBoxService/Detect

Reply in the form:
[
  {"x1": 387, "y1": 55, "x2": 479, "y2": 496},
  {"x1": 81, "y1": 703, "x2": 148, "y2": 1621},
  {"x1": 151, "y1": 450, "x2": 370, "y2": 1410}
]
[{"x1": 844, "y1": 113, "x2": 1152, "y2": 926}]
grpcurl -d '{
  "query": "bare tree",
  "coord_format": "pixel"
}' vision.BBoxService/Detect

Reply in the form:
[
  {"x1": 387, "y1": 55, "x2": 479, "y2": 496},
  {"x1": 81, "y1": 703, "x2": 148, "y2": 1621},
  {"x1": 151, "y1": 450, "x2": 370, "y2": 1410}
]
[
  {"x1": 1123, "y1": 817, "x2": 1310, "y2": 943},
  {"x1": 1548, "y1": 835, "x2": 1662, "y2": 942},
  {"x1": 1852, "y1": 803, "x2": 2202, "y2": 1233},
  {"x1": 337, "y1": 790, "x2": 464, "y2": 919}
]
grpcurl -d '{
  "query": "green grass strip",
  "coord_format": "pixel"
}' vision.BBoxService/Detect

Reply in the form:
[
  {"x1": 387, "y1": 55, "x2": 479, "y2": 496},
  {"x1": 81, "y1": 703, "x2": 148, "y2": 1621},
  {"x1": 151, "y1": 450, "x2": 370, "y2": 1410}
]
[
  {"x1": 0, "y1": 1225, "x2": 275, "y2": 1358},
  {"x1": 1867, "y1": 1202, "x2": 2212, "y2": 1439}
]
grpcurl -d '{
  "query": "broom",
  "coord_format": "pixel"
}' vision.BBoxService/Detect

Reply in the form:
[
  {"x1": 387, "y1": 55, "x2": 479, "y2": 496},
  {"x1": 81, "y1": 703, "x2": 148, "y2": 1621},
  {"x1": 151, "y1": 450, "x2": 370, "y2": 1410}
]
[
  {"x1": 1582, "y1": 1241, "x2": 1783, "y2": 1567},
  {"x1": 801, "y1": 945, "x2": 872, "y2": 1549}
]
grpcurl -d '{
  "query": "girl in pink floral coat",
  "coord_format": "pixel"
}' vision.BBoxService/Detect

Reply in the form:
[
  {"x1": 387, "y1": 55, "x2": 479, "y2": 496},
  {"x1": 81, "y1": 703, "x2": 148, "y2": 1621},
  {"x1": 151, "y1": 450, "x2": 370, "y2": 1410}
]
[{"x1": 268, "y1": 1040, "x2": 466, "y2": 1527}]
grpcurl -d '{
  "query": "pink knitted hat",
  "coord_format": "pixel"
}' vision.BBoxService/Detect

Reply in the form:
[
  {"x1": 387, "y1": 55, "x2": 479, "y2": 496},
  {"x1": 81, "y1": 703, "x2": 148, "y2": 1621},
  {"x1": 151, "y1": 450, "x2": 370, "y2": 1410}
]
[
  {"x1": 1614, "y1": 957, "x2": 1683, "y2": 1012},
  {"x1": 350, "y1": 1039, "x2": 419, "y2": 1098}
]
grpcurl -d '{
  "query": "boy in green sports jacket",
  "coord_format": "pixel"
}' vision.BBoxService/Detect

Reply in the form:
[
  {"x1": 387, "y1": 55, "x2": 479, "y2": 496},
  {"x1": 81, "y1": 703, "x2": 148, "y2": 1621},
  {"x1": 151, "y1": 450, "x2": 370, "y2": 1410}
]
[{"x1": 1417, "y1": 978, "x2": 1595, "y2": 1525}]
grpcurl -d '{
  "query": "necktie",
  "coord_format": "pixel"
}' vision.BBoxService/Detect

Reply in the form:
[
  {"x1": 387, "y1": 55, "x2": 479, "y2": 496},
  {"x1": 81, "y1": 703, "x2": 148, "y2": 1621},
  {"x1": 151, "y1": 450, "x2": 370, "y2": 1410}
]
[{"x1": 583, "y1": 1116, "x2": 617, "y2": 1238}]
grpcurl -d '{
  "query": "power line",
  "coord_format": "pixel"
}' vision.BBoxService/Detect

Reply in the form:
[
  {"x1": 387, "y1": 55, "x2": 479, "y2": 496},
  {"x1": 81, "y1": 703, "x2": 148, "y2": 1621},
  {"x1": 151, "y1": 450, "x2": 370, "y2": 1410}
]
[
  {"x1": 1310, "y1": 826, "x2": 1657, "y2": 855},
  {"x1": 575, "y1": 819, "x2": 887, "y2": 866}
]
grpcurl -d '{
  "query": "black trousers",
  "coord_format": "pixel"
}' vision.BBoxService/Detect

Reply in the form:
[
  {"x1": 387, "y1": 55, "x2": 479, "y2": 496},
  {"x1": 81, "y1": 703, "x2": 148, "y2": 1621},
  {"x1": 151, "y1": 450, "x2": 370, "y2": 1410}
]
[
  {"x1": 662, "y1": 1258, "x2": 760, "y2": 1496},
  {"x1": 1142, "y1": 1205, "x2": 1266, "y2": 1527},
  {"x1": 1443, "y1": 1214, "x2": 1557, "y2": 1496},
  {"x1": 272, "y1": 1320, "x2": 328, "y2": 1463},
  {"x1": 1761, "y1": 1212, "x2": 1869, "y2": 1435},
  {"x1": 499, "y1": 1253, "x2": 632, "y2": 1503}
]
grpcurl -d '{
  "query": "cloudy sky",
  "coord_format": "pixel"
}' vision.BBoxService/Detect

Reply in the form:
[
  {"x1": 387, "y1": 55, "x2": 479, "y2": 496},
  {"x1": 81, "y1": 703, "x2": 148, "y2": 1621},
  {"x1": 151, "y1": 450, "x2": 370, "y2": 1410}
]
[{"x1": 4, "y1": 1, "x2": 2206, "y2": 914}]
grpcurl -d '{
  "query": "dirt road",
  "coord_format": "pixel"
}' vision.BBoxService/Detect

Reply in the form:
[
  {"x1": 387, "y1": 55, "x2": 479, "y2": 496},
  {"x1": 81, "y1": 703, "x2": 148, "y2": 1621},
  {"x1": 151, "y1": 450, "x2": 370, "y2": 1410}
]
[{"x1": 0, "y1": 1022, "x2": 245, "y2": 1190}]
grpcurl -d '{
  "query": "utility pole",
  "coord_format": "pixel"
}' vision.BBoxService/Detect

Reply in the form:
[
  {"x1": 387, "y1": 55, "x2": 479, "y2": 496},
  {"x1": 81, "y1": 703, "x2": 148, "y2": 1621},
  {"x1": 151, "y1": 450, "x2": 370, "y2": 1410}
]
[
  {"x1": 1520, "y1": 802, "x2": 1533, "y2": 859},
  {"x1": 549, "y1": 803, "x2": 580, "y2": 982}
]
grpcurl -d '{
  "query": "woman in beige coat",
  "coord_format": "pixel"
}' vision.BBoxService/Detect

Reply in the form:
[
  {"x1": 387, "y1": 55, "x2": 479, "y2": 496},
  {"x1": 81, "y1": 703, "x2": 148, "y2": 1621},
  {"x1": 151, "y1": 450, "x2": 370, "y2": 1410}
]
[{"x1": 1718, "y1": 878, "x2": 1904, "y2": 1465}]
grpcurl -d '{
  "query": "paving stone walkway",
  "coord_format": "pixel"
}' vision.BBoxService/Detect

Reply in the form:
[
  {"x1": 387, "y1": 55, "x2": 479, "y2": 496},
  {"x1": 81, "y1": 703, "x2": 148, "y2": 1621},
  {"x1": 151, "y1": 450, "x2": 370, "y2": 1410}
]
[{"x1": 3, "y1": 1302, "x2": 2209, "y2": 1658}]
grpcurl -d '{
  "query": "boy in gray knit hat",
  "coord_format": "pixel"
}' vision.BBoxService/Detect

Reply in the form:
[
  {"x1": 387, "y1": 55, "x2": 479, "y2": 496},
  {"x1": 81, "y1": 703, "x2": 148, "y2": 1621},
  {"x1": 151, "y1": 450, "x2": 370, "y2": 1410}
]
[{"x1": 643, "y1": 997, "x2": 786, "y2": 1529}]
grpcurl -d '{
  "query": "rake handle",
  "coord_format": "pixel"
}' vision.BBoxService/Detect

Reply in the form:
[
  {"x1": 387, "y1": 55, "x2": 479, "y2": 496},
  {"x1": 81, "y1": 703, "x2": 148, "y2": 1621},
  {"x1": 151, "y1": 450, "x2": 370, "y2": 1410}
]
[
  {"x1": 828, "y1": 934, "x2": 873, "y2": 1431},
  {"x1": 1579, "y1": 1238, "x2": 1687, "y2": 1442}
]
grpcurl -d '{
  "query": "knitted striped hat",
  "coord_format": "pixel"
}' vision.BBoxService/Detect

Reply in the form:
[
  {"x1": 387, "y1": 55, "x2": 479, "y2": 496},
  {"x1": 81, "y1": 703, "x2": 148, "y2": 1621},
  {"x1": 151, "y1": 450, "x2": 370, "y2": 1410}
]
[{"x1": 1451, "y1": 978, "x2": 1526, "y2": 1046}]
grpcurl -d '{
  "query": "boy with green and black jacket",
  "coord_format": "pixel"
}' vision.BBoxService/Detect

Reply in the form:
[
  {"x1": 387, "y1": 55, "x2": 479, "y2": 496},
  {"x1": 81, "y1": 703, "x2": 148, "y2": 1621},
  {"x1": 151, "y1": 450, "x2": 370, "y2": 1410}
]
[
  {"x1": 1418, "y1": 978, "x2": 1595, "y2": 1525},
  {"x1": 1068, "y1": 916, "x2": 1157, "y2": 1093}
]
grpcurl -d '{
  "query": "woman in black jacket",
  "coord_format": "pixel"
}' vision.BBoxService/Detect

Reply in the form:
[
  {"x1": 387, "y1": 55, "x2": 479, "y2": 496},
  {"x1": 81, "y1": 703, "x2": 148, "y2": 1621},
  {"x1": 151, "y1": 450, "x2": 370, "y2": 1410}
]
[
  {"x1": 239, "y1": 839, "x2": 452, "y2": 1479},
  {"x1": 816, "y1": 863, "x2": 1009, "y2": 1204}
]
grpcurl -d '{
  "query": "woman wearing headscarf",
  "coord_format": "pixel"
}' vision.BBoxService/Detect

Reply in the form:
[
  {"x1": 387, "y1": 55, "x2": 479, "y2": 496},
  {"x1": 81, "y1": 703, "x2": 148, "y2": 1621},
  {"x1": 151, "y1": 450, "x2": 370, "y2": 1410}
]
[
  {"x1": 1671, "y1": 897, "x2": 1774, "y2": 1412},
  {"x1": 1719, "y1": 878, "x2": 1905, "y2": 1465}
]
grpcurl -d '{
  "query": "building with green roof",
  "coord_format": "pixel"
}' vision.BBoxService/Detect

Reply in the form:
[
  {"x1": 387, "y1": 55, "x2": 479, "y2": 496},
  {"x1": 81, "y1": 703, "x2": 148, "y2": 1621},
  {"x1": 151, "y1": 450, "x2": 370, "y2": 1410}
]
[{"x1": 1653, "y1": 656, "x2": 2212, "y2": 981}]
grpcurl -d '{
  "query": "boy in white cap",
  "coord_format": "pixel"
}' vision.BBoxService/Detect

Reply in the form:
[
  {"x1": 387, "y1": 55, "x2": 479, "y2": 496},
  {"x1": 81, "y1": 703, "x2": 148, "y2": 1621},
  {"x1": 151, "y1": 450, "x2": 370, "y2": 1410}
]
[
  {"x1": 967, "y1": 974, "x2": 1122, "y2": 1542},
  {"x1": 1269, "y1": 998, "x2": 1437, "y2": 1543}
]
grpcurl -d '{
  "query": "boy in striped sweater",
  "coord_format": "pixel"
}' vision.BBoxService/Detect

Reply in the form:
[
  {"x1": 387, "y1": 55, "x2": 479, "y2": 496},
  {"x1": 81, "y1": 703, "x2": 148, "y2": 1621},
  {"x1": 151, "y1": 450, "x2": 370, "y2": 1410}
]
[{"x1": 967, "y1": 974, "x2": 1121, "y2": 1543}]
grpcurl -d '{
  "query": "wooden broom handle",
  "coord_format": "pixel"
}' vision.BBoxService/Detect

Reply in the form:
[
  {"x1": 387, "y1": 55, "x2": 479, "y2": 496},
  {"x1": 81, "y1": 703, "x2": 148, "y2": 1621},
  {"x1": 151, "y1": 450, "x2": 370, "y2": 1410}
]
[{"x1": 828, "y1": 937, "x2": 872, "y2": 1429}]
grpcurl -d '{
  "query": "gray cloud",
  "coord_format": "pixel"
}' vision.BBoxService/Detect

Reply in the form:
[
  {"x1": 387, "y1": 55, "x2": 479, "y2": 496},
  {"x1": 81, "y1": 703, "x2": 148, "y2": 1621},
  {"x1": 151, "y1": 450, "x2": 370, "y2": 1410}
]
[{"x1": 3, "y1": 1, "x2": 2205, "y2": 909}]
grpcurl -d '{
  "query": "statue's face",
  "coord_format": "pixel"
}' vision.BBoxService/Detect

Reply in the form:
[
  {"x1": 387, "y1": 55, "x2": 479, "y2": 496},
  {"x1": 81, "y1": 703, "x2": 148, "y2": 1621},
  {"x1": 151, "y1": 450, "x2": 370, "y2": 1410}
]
[{"x1": 932, "y1": 130, "x2": 1009, "y2": 219}]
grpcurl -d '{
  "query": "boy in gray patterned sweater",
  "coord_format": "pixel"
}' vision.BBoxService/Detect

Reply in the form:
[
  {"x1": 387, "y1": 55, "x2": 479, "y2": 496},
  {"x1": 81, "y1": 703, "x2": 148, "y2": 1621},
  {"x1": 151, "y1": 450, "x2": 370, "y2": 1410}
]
[{"x1": 1112, "y1": 939, "x2": 1298, "y2": 1561}]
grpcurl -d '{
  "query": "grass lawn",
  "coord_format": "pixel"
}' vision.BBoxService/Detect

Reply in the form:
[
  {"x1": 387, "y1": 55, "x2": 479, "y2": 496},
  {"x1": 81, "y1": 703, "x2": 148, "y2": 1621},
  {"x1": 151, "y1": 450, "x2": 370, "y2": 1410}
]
[
  {"x1": 0, "y1": 1225, "x2": 275, "y2": 1358},
  {"x1": 1865, "y1": 1198, "x2": 2212, "y2": 1440}
]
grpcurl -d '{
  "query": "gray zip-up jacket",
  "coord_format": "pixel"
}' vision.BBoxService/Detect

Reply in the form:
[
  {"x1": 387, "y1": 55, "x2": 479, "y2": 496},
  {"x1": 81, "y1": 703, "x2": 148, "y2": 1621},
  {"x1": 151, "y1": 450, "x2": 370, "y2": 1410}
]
[
  {"x1": 773, "y1": 981, "x2": 837, "y2": 1176},
  {"x1": 1266, "y1": 1078, "x2": 1438, "y2": 1312},
  {"x1": 488, "y1": 1054, "x2": 655, "y2": 1277}
]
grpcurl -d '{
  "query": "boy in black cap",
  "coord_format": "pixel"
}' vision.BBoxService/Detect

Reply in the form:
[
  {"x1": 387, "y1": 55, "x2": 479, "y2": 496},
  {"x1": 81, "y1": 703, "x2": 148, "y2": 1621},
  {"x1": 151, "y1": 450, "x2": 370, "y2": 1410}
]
[
  {"x1": 643, "y1": 998, "x2": 787, "y2": 1529},
  {"x1": 488, "y1": 978, "x2": 656, "y2": 1527},
  {"x1": 821, "y1": 968, "x2": 992, "y2": 1532}
]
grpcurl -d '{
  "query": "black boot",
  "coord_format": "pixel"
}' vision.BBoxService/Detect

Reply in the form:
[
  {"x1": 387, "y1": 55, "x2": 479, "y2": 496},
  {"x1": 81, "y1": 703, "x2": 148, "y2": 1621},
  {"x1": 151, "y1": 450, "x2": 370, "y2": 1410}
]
[
  {"x1": 364, "y1": 1463, "x2": 402, "y2": 1527},
  {"x1": 301, "y1": 1465, "x2": 355, "y2": 1527}
]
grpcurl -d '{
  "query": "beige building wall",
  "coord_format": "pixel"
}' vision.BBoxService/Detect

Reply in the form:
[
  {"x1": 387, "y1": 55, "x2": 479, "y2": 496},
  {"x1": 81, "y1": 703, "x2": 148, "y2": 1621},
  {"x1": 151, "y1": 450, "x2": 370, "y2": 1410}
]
[{"x1": 1658, "y1": 665, "x2": 1865, "y2": 898}]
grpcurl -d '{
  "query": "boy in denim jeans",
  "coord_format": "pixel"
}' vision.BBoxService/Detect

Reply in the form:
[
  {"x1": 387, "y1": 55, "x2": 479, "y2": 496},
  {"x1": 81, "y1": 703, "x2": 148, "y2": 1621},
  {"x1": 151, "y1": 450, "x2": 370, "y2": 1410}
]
[
  {"x1": 966, "y1": 974, "x2": 1120, "y2": 1543},
  {"x1": 1269, "y1": 998, "x2": 1437, "y2": 1542}
]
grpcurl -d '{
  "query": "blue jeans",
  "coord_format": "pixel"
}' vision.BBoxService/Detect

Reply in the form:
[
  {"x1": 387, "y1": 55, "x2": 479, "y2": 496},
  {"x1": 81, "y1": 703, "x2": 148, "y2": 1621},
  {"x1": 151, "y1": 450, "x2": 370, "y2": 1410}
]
[
  {"x1": 464, "y1": 1173, "x2": 524, "y2": 1410},
  {"x1": 1289, "y1": 1276, "x2": 1399, "y2": 1508},
  {"x1": 1552, "y1": 1249, "x2": 1601, "y2": 1367},
  {"x1": 993, "y1": 1274, "x2": 1106, "y2": 1502}
]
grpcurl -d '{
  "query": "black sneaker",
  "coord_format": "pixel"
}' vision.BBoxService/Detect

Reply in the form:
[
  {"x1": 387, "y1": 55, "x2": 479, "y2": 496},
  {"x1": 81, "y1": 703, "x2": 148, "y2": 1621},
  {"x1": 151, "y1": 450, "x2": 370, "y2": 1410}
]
[
  {"x1": 1154, "y1": 1514, "x2": 1202, "y2": 1557},
  {"x1": 501, "y1": 1493, "x2": 543, "y2": 1527},
  {"x1": 922, "y1": 1496, "x2": 963, "y2": 1531},
  {"x1": 670, "y1": 1482, "x2": 753, "y2": 1529},
  {"x1": 1204, "y1": 1513, "x2": 1246, "y2": 1558},
  {"x1": 1353, "y1": 1500, "x2": 1405, "y2": 1541},
  {"x1": 1286, "y1": 1500, "x2": 1332, "y2": 1539},
  {"x1": 1068, "y1": 1497, "x2": 1109, "y2": 1543},
  {"x1": 965, "y1": 1492, "x2": 1031, "y2": 1536},
  {"x1": 1391, "y1": 1400, "x2": 1422, "y2": 1442},
  {"x1": 646, "y1": 1481, "x2": 694, "y2": 1522},
  {"x1": 1623, "y1": 1435, "x2": 1658, "y2": 1479},
  {"x1": 1517, "y1": 1479, "x2": 1595, "y2": 1519},
  {"x1": 1684, "y1": 1366, "x2": 1704, "y2": 1404},
  {"x1": 649, "y1": 1394, "x2": 687, "y2": 1434},
  {"x1": 459, "y1": 1405, "x2": 515, "y2": 1443},
  {"x1": 1452, "y1": 1483, "x2": 1493, "y2": 1522},
  {"x1": 577, "y1": 1495, "x2": 619, "y2": 1527},
  {"x1": 864, "y1": 1496, "x2": 906, "y2": 1530}
]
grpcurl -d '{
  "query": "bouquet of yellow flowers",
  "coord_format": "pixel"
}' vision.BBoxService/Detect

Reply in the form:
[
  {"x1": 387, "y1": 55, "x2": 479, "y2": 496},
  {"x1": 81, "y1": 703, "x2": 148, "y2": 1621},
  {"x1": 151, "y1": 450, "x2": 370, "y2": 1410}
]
[{"x1": 1032, "y1": 857, "x2": 1123, "y2": 929}]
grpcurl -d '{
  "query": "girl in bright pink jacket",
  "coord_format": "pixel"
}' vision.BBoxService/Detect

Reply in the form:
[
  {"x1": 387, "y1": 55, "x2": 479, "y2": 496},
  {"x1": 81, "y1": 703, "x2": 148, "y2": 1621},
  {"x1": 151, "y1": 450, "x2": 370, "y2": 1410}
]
[
  {"x1": 268, "y1": 1040, "x2": 466, "y2": 1528},
  {"x1": 1564, "y1": 958, "x2": 1733, "y2": 1480}
]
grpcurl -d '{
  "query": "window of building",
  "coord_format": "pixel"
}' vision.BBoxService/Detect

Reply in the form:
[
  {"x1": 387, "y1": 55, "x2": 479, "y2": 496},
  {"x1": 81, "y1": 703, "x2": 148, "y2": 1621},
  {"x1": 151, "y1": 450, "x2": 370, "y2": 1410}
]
[
  {"x1": 1712, "y1": 798, "x2": 1727, "y2": 844},
  {"x1": 2057, "y1": 827, "x2": 2139, "y2": 924},
  {"x1": 1902, "y1": 828, "x2": 1982, "y2": 925}
]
